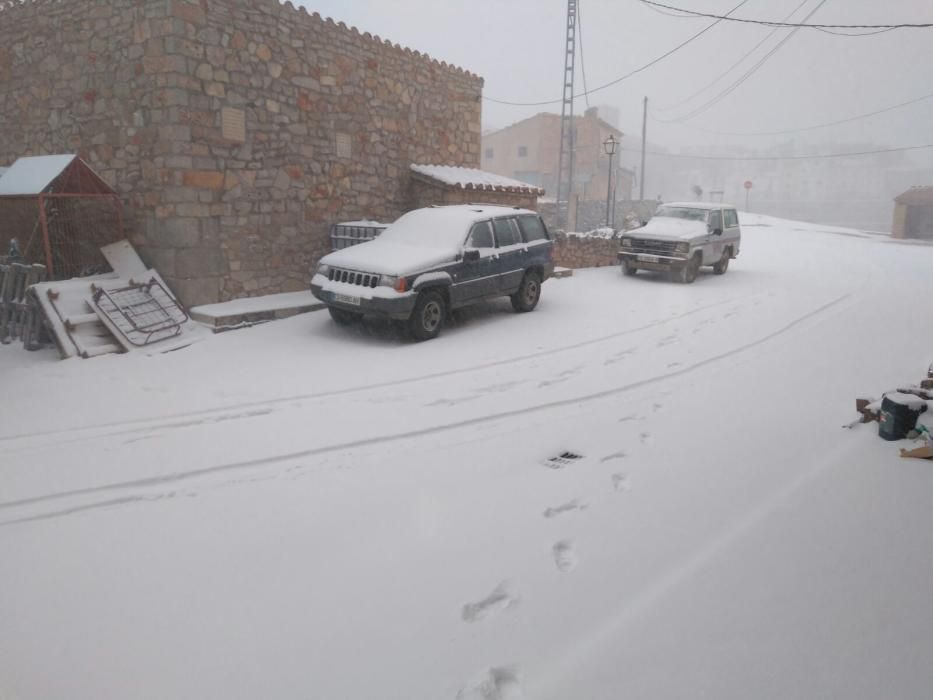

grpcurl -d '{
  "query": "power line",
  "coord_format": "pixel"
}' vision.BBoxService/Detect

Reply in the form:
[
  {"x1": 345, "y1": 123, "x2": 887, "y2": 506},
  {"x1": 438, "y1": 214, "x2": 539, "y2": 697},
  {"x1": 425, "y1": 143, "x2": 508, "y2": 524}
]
[
  {"x1": 639, "y1": 1, "x2": 933, "y2": 29},
  {"x1": 618, "y1": 143, "x2": 933, "y2": 161},
  {"x1": 578, "y1": 0, "x2": 591, "y2": 109},
  {"x1": 662, "y1": 0, "x2": 827, "y2": 123},
  {"x1": 657, "y1": 0, "x2": 810, "y2": 112},
  {"x1": 483, "y1": 0, "x2": 751, "y2": 107},
  {"x1": 653, "y1": 90, "x2": 933, "y2": 136}
]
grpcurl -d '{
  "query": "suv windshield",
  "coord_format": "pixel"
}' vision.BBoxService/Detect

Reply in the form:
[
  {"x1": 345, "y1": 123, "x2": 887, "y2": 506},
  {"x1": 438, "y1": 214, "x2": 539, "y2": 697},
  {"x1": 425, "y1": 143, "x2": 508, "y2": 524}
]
[{"x1": 656, "y1": 206, "x2": 709, "y2": 222}]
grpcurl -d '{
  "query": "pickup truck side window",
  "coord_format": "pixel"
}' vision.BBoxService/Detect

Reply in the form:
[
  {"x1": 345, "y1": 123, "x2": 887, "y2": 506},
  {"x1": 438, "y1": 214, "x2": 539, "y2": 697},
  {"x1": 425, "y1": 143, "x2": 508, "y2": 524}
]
[
  {"x1": 709, "y1": 210, "x2": 723, "y2": 231},
  {"x1": 724, "y1": 209, "x2": 738, "y2": 228},
  {"x1": 466, "y1": 221, "x2": 494, "y2": 248},
  {"x1": 517, "y1": 215, "x2": 548, "y2": 242},
  {"x1": 493, "y1": 218, "x2": 521, "y2": 247}
]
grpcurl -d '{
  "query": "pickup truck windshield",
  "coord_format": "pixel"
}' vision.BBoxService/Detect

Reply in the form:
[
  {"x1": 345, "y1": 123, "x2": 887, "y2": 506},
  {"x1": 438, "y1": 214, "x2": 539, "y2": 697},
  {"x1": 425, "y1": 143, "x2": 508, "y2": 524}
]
[{"x1": 656, "y1": 206, "x2": 708, "y2": 222}]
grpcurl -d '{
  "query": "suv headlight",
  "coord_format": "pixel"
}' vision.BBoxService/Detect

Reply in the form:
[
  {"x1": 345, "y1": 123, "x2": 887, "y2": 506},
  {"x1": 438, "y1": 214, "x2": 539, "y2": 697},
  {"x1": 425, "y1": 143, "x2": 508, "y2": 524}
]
[
  {"x1": 378, "y1": 275, "x2": 399, "y2": 288},
  {"x1": 675, "y1": 242, "x2": 689, "y2": 255},
  {"x1": 316, "y1": 263, "x2": 331, "y2": 277},
  {"x1": 621, "y1": 238, "x2": 633, "y2": 247}
]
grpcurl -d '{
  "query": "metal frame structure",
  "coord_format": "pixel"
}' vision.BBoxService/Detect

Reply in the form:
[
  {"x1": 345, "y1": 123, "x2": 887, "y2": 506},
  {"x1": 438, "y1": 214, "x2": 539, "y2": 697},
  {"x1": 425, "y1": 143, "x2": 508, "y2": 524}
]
[
  {"x1": 0, "y1": 156, "x2": 124, "y2": 280},
  {"x1": 91, "y1": 278, "x2": 188, "y2": 347}
]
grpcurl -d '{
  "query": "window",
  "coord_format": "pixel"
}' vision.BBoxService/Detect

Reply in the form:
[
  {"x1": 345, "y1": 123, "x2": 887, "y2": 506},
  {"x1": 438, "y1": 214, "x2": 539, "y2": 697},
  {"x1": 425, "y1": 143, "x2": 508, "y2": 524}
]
[
  {"x1": 724, "y1": 209, "x2": 739, "y2": 227},
  {"x1": 518, "y1": 215, "x2": 548, "y2": 242},
  {"x1": 493, "y1": 218, "x2": 521, "y2": 247},
  {"x1": 466, "y1": 221, "x2": 493, "y2": 248},
  {"x1": 656, "y1": 206, "x2": 707, "y2": 222},
  {"x1": 518, "y1": 146, "x2": 528, "y2": 157},
  {"x1": 485, "y1": 148, "x2": 494, "y2": 159},
  {"x1": 709, "y1": 210, "x2": 723, "y2": 230}
]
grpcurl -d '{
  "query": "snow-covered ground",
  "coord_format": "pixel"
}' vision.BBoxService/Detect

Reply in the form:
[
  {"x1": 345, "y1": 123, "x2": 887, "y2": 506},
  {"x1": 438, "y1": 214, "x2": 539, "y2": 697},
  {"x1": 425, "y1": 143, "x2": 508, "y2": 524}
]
[{"x1": 2, "y1": 213, "x2": 933, "y2": 700}]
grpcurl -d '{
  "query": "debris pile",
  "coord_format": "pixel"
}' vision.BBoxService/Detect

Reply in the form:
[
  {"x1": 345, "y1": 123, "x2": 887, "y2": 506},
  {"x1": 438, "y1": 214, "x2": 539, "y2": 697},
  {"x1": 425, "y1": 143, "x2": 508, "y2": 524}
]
[
  {"x1": 851, "y1": 364, "x2": 933, "y2": 460},
  {"x1": 2, "y1": 240, "x2": 204, "y2": 359}
]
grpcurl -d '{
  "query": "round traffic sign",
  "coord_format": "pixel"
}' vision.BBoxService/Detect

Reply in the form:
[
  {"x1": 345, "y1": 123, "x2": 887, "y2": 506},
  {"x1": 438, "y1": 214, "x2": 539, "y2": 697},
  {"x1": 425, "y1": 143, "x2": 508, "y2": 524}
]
[{"x1": 744, "y1": 180, "x2": 753, "y2": 190}]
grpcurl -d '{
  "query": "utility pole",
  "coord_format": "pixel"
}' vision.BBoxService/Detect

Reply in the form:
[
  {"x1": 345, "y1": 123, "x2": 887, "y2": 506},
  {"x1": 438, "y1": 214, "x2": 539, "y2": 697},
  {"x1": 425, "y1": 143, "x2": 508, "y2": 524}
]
[
  {"x1": 639, "y1": 96, "x2": 647, "y2": 202},
  {"x1": 555, "y1": 0, "x2": 578, "y2": 230}
]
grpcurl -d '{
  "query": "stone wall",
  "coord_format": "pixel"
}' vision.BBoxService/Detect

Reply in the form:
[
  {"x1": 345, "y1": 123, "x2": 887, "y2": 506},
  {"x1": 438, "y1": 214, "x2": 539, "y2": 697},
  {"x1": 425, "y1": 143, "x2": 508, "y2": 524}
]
[
  {"x1": 409, "y1": 177, "x2": 538, "y2": 211},
  {"x1": 551, "y1": 233, "x2": 619, "y2": 269},
  {"x1": 0, "y1": 0, "x2": 484, "y2": 305}
]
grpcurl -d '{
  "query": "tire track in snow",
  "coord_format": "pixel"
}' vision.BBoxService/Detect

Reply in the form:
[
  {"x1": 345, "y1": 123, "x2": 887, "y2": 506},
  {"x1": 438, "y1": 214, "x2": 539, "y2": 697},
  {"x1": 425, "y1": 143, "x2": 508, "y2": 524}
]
[
  {"x1": 0, "y1": 292, "x2": 851, "y2": 526},
  {"x1": 0, "y1": 296, "x2": 749, "y2": 449}
]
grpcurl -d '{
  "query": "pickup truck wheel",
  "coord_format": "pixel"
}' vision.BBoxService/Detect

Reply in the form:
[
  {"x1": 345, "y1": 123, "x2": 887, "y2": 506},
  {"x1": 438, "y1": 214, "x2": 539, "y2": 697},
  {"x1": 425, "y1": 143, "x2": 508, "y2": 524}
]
[
  {"x1": 328, "y1": 306, "x2": 362, "y2": 325},
  {"x1": 511, "y1": 270, "x2": 542, "y2": 312},
  {"x1": 621, "y1": 260, "x2": 638, "y2": 276},
  {"x1": 676, "y1": 254, "x2": 701, "y2": 284},
  {"x1": 408, "y1": 290, "x2": 445, "y2": 341},
  {"x1": 713, "y1": 248, "x2": 731, "y2": 275}
]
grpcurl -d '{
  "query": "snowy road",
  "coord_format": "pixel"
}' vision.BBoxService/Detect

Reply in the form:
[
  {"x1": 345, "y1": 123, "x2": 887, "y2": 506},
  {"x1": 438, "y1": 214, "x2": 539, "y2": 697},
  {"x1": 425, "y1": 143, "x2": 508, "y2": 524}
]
[{"x1": 2, "y1": 215, "x2": 933, "y2": 699}]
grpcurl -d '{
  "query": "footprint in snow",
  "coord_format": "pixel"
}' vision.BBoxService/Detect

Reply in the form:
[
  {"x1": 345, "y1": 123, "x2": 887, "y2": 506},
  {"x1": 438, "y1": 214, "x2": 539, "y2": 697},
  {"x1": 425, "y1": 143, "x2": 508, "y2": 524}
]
[
  {"x1": 427, "y1": 395, "x2": 479, "y2": 407},
  {"x1": 477, "y1": 380, "x2": 526, "y2": 394},
  {"x1": 612, "y1": 473, "x2": 632, "y2": 492},
  {"x1": 618, "y1": 414, "x2": 641, "y2": 423},
  {"x1": 543, "y1": 499, "x2": 587, "y2": 519},
  {"x1": 600, "y1": 451, "x2": 627, "y2": 463},
  {"x1": 640, "y1": 432, "x2": 652, "y2": 444},
  {"x1": 553, "y1": 540, "x2": 577, "y2": 573},
  {"x1": 457, "y1": 665, "x2": 524, "y2": 700},
  {"x1": 657, "y1": 335, "x2": 678, "y2": 347},
  {"x1": 538, "y1": 366, "x2": 582, "y2": 388},
  {"x1": 604, "y1": 347, "x2": 636, "y2": 366},
  {"x1": 462, "y1": 581, "x2": 519, "y2": 623}
]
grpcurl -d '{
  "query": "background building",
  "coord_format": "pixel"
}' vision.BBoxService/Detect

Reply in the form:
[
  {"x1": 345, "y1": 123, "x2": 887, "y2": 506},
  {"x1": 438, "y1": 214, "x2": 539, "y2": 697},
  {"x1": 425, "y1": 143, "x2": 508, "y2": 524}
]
[{"x1": 482, "y1": 107, "x2": 632, "y2": 203}]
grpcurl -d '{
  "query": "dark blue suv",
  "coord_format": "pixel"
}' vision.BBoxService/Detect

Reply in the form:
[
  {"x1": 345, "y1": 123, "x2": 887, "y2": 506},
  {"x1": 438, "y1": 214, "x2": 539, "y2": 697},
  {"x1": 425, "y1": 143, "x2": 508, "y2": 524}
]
[{"x1": 311, "y1": 204, "x2": 555, "y2": 340}]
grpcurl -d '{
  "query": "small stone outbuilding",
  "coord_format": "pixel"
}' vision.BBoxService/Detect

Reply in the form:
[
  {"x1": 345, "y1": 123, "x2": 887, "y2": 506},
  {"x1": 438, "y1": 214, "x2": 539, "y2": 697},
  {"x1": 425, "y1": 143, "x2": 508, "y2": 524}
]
[
  {"x1": 409, "y1": 164, "x2": 544, "y2": 211},
  {"x1": 892, "y1": 186, "x2": 933, "y2": 240}
]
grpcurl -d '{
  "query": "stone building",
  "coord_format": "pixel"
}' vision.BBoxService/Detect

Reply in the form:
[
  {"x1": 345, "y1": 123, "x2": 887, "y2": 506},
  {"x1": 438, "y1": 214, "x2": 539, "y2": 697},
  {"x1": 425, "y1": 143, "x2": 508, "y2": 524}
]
[
  {"x1": 0, "y1": 0, "x2": 484, "y2": 305},
  {"x1": 409, "y1": 164, "x2": 543, "y2": 211},
  {"x1": 481, "y1": 107, "x2": 633, "y2": 203}
]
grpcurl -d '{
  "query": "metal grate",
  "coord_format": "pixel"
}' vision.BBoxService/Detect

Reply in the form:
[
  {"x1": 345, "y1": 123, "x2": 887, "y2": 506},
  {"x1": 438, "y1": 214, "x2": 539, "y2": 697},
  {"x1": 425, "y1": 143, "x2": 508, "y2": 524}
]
[
  {"x1": 91, "y1": 278, "x2": 188, "y2": 347},
  {"x1": 330, "y1": 222, "x2": 387, "y2": 251},
  {"x1": 327, "y1": 267, "x2": 380, "y2": 288},
  {"x1": 543, "y1": 451, "x2": 584, "y2": 469},
  {"x1": 629, "y1": 238, "x2": 680, "y2": 256}
]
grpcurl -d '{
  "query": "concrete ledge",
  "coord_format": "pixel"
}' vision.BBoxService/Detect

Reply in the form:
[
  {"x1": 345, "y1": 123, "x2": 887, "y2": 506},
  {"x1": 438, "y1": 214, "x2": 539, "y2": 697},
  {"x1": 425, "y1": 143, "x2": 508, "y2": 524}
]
[{"x1": 190, "y1": 291, "x2": 325, "y2": 331}]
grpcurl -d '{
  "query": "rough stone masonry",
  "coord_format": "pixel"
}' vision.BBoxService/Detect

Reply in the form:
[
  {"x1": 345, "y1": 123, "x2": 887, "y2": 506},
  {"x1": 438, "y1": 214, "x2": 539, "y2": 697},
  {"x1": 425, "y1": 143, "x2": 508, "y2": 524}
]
[{"x1": 0, "y1": 0, "x2": 483, "y2": 305}]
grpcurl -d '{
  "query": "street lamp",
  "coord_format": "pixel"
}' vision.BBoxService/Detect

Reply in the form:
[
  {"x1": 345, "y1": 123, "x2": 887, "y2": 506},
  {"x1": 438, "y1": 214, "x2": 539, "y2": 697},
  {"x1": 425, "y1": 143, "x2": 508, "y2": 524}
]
[{"x1": 603, "y1": 134, "x2": 618, "y2": 228}]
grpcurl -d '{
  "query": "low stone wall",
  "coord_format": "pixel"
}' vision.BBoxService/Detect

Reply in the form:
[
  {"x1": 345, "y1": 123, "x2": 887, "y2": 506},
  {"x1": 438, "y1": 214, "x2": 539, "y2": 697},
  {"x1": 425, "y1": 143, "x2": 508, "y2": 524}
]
[{"x1": 551, "y1": 232, "x2": 619, "y2": 269}]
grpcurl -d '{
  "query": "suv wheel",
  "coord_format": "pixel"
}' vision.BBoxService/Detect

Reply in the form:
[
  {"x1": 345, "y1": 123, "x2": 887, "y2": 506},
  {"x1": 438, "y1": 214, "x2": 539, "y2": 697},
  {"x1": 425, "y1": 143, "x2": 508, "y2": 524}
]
[
  {"x1": 713, "y1": 248, "x2": 731, "y2": 275},
  {"x1": 329, "y1": 306, "x2": 362, "y2": 325},
  {"x1": 621, "y1": 260, "x2": 638, "y2": 276},
  {"x1": 675, "y1": 254, "x2": 701, "y2": 284},
  {"x1": 511, "y1": 270, "x2": 542, "y2": 312},
  {"x1": 408, "y1": 289, "x2": 446, "y2": 341}
]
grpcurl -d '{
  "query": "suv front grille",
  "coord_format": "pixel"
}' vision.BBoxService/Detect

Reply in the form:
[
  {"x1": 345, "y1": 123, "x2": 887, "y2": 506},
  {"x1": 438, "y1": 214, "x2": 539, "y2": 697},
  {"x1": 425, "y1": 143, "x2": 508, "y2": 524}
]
[
  {"x1": 629, "y1": 238, "x2": 679, "y2": 256},
  {"x1": 328, "y1": 267, "x2": 379, "y2": 288}
]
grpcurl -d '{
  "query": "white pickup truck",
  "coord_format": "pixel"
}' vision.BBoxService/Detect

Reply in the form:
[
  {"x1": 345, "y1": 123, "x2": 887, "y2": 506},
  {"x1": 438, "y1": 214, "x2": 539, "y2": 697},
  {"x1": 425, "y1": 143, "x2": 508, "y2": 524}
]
[{"x1": 618, "y1": 202, "x2": 741, "y2": 283}]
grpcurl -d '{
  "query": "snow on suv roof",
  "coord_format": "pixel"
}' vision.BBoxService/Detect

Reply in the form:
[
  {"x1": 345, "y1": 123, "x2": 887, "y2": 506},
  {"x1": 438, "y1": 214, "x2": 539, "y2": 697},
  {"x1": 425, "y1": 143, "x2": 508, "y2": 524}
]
[
  {"x1": 660, "y1": 202, "x2": 736, "y2": 210},
  {"x1": 380, "y1": 204, "x2": 537, "y2": 249}
]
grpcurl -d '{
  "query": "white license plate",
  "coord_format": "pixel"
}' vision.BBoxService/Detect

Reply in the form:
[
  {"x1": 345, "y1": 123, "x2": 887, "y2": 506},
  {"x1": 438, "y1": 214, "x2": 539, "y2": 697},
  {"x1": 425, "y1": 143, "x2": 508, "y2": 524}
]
[
  {"x1": 637, "y1": 254, "x2": 660, "y2": 263},
  {"x1": 333, "y1": 293, "x2": 360, "y2": 306}
]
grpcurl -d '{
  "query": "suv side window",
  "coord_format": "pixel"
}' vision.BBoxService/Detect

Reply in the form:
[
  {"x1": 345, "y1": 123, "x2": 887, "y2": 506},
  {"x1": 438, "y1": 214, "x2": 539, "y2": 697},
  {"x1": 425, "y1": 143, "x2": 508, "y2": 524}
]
[
  {"x1": 709, "y1": 210, "x2": 723, "y2": 231},
  {"x1": 466, "y1": 221, "x2": 494, "y2": 248},
  {"x1": 493, "y1": 218, "x2": 521, "y2": 247},
  {"x1": 517, "y1": 215, "x2": 548, "y2": 242},
  {"x1": 724, "y1": 209, "x2": 738, "y2": 228}
]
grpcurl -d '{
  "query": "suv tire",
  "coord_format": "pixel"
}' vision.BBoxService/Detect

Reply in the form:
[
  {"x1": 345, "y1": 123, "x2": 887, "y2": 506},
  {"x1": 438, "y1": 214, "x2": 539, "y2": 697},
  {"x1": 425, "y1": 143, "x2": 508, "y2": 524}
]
[
  {"x1": 408, "y1": 289, "x2": 446, "y2": 341},
  {"x1": 329, "y1": 306, "x2": 362, "y2": 325},
  {"x1": 511, "y1": 270, "x2": 542, "y2": 312},
  {"x1": 621, "y1": 260, "x2": 638, "y2": 276},
  {"x1": 713, "y1": 248, "x2": 731, "y2": 275},
  {"x1": 675, "y1": 254, "x2": 701, "y2": 284}
]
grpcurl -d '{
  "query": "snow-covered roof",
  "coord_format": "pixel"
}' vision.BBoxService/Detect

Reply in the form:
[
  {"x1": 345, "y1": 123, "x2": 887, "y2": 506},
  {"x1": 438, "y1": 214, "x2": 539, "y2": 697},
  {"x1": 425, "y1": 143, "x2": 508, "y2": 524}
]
[
  {"x1": 661, "y1": 201, "x2": 736, "y2": 210},
  {"x1": 894, "y1": 186, "x2": 933, "y2": 205},
  {"x1": 0, "y1": 154, "x2": 78, "y2": 195},
  {"x1": 411, "y1": 164, "x2": 545, "y2": 195}
]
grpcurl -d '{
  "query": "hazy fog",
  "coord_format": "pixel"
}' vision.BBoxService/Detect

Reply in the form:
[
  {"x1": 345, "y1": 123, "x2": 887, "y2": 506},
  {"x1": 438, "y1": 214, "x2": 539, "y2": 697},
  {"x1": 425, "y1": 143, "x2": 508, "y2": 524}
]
[{"x1": 297, "y1": 0, "x2": 933, "y2": 153}]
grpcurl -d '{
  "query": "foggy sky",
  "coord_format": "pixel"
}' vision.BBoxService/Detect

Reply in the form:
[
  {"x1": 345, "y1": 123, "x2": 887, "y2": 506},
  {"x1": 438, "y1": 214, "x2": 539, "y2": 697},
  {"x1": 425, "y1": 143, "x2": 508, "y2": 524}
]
[{"x1": 296, "y1": 0, "x2": 933, "y2": 162}]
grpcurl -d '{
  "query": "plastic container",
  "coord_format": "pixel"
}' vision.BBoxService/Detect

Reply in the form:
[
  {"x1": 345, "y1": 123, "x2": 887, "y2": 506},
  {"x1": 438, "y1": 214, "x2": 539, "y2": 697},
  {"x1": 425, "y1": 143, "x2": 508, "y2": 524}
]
[{"x1": 878, "y1": 393, "x2": 928, "y2": 441}]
